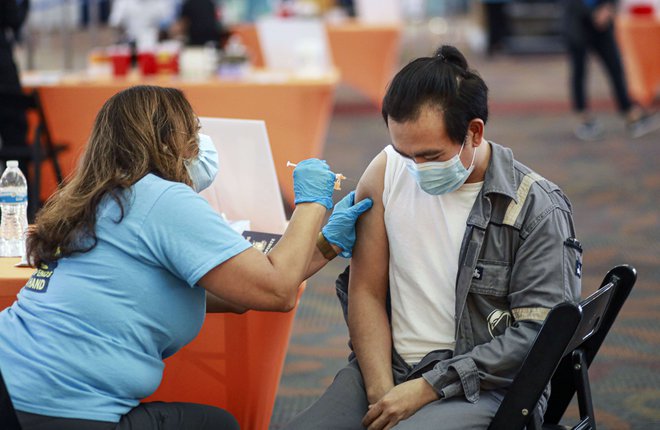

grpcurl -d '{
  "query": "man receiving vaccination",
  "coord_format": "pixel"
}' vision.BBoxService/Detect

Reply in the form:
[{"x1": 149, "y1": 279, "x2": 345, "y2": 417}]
[{"x1": 286, "y1": 45, "x2": 583, "y2": 429}]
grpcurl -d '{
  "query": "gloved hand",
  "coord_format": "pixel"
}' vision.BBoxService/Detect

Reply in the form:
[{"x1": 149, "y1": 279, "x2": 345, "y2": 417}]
[
  {"x1": 293, "y1": 159, "x2": 336, "y2": 209},
  {"x1": 322, "y1": 191, "x2": 373, "y2": 258}
]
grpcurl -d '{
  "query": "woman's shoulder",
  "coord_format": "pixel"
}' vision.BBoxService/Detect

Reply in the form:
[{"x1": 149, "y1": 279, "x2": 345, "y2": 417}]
[
  {"x1": 135, "y1": 173, "x2": 215, "y2": 217},
  {"x1": 129, "y1": 174, "x2": 199, "y2": 214},
  {"x1": 136, "y1": 174, "x2": 193, "y2": 197}
]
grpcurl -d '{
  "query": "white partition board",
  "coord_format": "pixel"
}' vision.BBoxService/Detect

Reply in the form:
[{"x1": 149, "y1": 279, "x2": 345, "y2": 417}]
[
  {"x1": 355, "y1": 0, "x2": 402, "y2": 24},
  {"x1": 256, "y1": 17, "x2": 333, "y2": 75},
  {"x1": 199, "y1": 117, "x2": 287, "y2": 234}
]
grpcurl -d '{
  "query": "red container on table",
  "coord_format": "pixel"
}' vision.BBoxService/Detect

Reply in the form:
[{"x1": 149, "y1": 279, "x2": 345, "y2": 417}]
[
  {"x1": 629, "y1": 4, "x2": 655, "y2": 16},
  {"x1": 108, "y1": 46, "x2": 131, "y2": 77},
  {"x1": 138, "y1": 51, "x2": 158, "y2": 76}
]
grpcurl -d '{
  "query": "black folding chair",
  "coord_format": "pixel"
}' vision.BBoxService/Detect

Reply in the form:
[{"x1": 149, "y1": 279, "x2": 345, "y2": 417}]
[
  {"x1": 0, "y1": 367, "x2": 21, "y2": 430},
  {"x1": 489, "y1": 264, "x2": 637, "y2": 430},
  {"x1": 0, "y1": 89, "x2": 68, "y2": 221}
]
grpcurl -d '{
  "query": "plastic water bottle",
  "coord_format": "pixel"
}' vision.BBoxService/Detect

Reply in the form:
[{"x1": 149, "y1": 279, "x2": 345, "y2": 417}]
[{"x1": 0, "y1": 161, "x2": 28, "y2": 257}]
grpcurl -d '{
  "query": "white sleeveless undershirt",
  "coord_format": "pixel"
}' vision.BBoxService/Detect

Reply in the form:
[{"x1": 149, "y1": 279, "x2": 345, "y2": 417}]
[{"x1": 382, "y1": 145, "x2": 483, "y2": 364}]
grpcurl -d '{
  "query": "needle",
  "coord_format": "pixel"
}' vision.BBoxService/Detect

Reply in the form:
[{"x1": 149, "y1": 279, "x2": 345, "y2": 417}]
[{"x1": 286, "y1": 161, "x2": 348, "y2": 190}]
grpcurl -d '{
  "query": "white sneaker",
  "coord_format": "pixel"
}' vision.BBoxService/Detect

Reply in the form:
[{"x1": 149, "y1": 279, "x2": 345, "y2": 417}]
[
  {"x1": 574, "y1": 119, "x2": 605, "y2": 141},
  {"x1": 628, "y1": 113, "x2": 660, "y2": 139}
]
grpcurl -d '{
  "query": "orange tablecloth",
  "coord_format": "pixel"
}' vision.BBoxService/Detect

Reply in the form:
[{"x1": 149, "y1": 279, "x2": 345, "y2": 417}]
[
  {"x1": 233, "y1": 22, "x2": 402, "y2": 106},
  {"x1": 0, "y1": 257, "x2": 303, "y2": 430},
  {"x1": 617, "y1": 17, "x2": 660, "y2": 107},
  {"x1": 0, "y1": 258, "x2": 32, "y2": 309},
  {"x1": 26, "y1": 74, "x2": 337, "y2": 206}
]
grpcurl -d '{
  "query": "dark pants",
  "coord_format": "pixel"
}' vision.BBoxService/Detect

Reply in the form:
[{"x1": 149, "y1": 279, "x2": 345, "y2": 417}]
[
  {"x1": 16, "y1": 402, "x2": 240, "y2": 430},
  {"x1": 286, "y1": 358, "x2": 506, "y2": 430},
  {"x1": 484, "y1": 3, "x2": 508, "y2": 55},
  {"x1": 567, "y1": 23, "x2": 632, "y2": 114}
]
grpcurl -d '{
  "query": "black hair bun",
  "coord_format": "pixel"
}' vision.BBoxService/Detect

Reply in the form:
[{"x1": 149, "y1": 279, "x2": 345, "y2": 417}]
[{"x1": 434, "y1": 45, "x2": 468, "y2": 71}]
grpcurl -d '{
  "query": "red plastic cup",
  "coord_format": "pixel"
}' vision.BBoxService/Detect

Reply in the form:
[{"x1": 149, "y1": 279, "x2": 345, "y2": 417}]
[
  {"x1": 629, "y1": 4, "x2": 655, "y2": 16},
  {"x1": 138, "y1": 51, "x2": 158, "y2": 76},
  {"x1": 109, "y1": 46, "x2": 131, "y2": 77}
]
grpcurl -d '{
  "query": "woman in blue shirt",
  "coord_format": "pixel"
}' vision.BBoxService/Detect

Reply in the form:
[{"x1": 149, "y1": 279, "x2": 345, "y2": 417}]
[{"x1": 0, "y1": 85, "x2": 371, "y2": 429}]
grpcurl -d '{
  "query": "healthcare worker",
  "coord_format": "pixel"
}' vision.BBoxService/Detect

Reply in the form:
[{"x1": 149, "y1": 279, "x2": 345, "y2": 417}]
[{"x1": 0, "y1": 85, "x2": 372, "y2": 430}]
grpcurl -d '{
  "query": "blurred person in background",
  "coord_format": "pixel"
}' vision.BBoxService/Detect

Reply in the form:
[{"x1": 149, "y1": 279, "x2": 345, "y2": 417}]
[
  {"x1": 337, "y1": 0, "x2": 356, "y2": 17},
  {"x1": 562, "y1": 0, "x2": 658, "y2": 140},
  {"x1": 80, "y1": 0, "x2": 111, "y2": 27},
  {"x1": 482, "y1": 0, "x2": 510, "y2": 56},
  {"x1": 246, "y1": 0, "x2": 273, "y2": 21},
  {"x1": 109, "y1": 0, "x2": 177, "y2": 47},
  {"x1": 171, "y1": 0, "x2": 226, "y2": 47},
  {"x1": 0, "y1": 0, "x2": 29, "y2": 152}
]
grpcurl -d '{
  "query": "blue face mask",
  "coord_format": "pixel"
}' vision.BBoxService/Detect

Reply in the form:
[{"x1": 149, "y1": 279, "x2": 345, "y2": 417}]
[
  {"x1": 186, "y1": 133, "x2": 219, "y2": 192},
  {"x1": 405, "y1": 141, "x2": 477, "y2": 195}
]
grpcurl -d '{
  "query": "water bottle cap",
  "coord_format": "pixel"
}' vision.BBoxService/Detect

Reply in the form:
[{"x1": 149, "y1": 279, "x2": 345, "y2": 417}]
[{"x1": 7, "y1": 161, "x2": 18, "y2": 168}]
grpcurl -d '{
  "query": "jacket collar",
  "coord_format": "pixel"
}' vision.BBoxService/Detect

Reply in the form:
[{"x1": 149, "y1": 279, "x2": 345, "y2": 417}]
[{"x1": 482, "y1": 141, "x2": 518, "y2": 202}]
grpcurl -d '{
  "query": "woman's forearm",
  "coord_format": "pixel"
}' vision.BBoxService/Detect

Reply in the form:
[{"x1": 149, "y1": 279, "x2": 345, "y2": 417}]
[{"x1": 267, "y1": 203, "x2": 327, "y2": 290}]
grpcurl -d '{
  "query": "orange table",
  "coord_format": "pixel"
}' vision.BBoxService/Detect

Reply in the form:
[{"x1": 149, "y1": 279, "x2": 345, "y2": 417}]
[
  {"x1": 0, "y1": 257, "x2": 303, "y2": 430},
  {"x1": 617, "y1": 16, "x2": 660, "y2": 107},
  {"x1": 26, "y1": 73, "x2": 337, "y2": 206},
  {"x1": 0, "y1": 259, "x2": 31, "y2": 309},
  {"x1": 233, "y1": 22, "x2": 402, "y2": 106}
]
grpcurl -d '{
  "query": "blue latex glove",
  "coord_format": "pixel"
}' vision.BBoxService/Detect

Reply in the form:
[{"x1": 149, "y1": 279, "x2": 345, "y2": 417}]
[
  {"x1": 322, "y1": 191, "x2": 373, "y2": 258},
  {"x1": 293, "y1": 159, "x2": 336, "y2": 209}
]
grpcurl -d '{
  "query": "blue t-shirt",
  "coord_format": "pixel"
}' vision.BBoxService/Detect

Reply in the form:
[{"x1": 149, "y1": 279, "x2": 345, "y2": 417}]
[{"x1": 0, "y1": 174, "x2": 252, "y2": 422}]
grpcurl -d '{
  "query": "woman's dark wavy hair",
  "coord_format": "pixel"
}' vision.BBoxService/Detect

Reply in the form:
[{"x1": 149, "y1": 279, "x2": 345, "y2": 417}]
[
  {"x1": 382, "y1": 45, "x2": 489, "y2": 144},
  {"x1": 27, "y1": 85, "x2": 200, "y2": 266}
]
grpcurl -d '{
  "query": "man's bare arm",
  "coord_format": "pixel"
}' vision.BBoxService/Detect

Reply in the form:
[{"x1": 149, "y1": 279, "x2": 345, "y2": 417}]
[{"x1": 348, "y1": 151, "x2": 393, "y2": 404}]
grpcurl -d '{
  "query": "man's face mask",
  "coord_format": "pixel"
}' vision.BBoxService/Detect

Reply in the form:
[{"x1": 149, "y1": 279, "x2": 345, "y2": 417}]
[
  {"x1": 185, "y1": 133, "x2": 219, "y2": 192},
  {"x1": 405, "y1": 140, "x2": 478, "y2": 195}
]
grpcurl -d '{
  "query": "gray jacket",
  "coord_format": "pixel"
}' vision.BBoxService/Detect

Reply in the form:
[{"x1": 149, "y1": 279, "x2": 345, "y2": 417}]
[
  {"x1": 419, "y1": 141, "x2": 582, "y2": 402},
  {"x1": 336, "y1": 141, "x2": 582, "y2": 403}
]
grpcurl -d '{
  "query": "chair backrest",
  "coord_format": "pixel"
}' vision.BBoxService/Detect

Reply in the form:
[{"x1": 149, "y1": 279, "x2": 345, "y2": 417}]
[
  {"x1": 488, "y1": 264, "x2": 637, "y2": 430},
  {"x1": 0, "y1": 368, "x2": 22, "y2": 430},
  {"x1": 544, "y1": 264, "x2": 637, "y2": 425}
]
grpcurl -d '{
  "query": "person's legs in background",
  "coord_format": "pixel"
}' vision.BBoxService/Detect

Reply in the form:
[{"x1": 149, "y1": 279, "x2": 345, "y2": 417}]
[
  {"x1": 591, "y1": 24, "x2": 660, "y2": 138},
  {"x1": 484, "y1": 1, "x2": 509, "y2": 56},
  {"x1": 567, "y1": 35, "x2": 605, "y2": 141}
]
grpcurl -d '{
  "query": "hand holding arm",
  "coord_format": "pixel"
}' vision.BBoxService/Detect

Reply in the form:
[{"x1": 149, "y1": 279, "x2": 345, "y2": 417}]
[
  {"x1": 322, "y1": 191, "x2": 373, "y2": 258},
  {"x1": 304, "y1": 191, "x2": 373, "y2": 278}
]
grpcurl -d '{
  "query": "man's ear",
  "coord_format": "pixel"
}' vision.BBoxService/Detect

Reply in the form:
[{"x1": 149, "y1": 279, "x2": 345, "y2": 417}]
[{"x1": 467, "y1": 119, "x2": 485, "y2": 146}]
